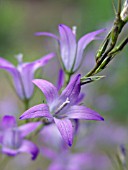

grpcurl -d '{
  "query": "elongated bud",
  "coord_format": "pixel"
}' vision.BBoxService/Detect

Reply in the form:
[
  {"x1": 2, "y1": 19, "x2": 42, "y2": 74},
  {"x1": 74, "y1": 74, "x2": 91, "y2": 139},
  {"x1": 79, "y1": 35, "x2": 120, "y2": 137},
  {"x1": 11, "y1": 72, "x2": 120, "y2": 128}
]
[{"x1": 120, "y1": 0, "x2": 128, "y2": 22}]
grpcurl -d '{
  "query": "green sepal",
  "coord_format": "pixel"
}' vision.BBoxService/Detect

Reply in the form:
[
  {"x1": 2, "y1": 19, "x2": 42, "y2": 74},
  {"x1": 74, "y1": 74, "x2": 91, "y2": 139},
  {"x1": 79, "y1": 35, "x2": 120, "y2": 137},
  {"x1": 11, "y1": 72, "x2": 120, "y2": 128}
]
[{"x1": 80, "y1": 75, "x2": 105, "y2": 85}]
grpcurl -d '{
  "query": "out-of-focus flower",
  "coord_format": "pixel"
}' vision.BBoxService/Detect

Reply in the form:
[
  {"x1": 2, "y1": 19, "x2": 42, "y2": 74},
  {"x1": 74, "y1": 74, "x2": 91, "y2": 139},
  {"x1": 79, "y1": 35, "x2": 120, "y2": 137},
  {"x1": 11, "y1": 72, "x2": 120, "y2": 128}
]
[
  {"x1": 20, "y1": 74, "x2": 104, "y2": 146},
  {"x1": 35, "y1": 24, "x2": 105, "y2": 72},
  {"x1": 0, "y1": 115, "x2": 41, "y2": 160},
  {"x1": 0, "y1": 53, "x2": 55, "y2": 100},
  {"x1": 39, "y1": 124, "x2": 111, "y2": 170},
  {"x1": 47, "y1": 151, "x2": 111, "y2": 170},
  {"x1": 76, "y1": 121, "x2": 128, "y2": 152},
  {"x1": 39, "y1": 124, "x2": 68, "y2": 160}
]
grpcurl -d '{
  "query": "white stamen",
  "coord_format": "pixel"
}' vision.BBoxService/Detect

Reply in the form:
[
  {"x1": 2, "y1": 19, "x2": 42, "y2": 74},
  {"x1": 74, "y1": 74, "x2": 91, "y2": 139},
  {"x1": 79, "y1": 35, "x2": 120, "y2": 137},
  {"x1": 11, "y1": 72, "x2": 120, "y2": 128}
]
[
  {"x1": 55, "y1": 97, "x2": 70, "y2": 115},
  {"x1": 72, "y1": 26, "x2": 77, "y2": 35},
  {"x1": 15, "y1": 53, "x2": 23, "y2": 65}
]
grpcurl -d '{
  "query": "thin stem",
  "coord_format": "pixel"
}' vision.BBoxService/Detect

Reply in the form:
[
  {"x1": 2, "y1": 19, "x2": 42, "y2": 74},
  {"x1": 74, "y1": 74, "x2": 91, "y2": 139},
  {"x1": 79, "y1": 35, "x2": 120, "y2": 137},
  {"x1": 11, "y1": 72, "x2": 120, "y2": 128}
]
[
  {"x1": 23, "y1": 98, "x2": 29, "y2": 111},
  {"x1": 0, "y1": 156, "x2": 12, "y2": 170},
  {"x1": 65, "y1": 72, "x2": 72, "y2": 85},
  {"x1": 82, "y1": 0, "x2": 126, "y2": 78},
  {"x1": 23, "y1": 98, "x2": 30, "y2": 123}
]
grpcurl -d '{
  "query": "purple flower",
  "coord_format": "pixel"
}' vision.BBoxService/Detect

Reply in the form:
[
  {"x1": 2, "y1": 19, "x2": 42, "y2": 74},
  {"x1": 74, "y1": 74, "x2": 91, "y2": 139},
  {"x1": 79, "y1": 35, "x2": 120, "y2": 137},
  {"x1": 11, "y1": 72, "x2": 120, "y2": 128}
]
[
  {"x1": 0, "y1": 115, "x2": 40, "y2": 160},
  {"x1": 35, "y1": 24, "x2": 105, "y2": 72},
  {"x1": 20, "y1": 74, "x2": 104, "y2": 146},
  {"x1": 0, "y1": 53, "x2": 55, "y2": 99},
  {"x1": 48, "y1": 151, "x2": 111, "y2": 170}
]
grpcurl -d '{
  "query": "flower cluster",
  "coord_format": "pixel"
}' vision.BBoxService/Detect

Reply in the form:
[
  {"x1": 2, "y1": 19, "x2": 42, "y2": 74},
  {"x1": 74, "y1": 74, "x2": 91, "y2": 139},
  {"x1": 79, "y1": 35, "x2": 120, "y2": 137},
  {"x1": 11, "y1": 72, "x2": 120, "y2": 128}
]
[
  {"x1": 0, "y1": 24, "x2": 105, "y2": 161},
  {"x1": 0, "y1": 1, "x2": 128, "y2": 168}
]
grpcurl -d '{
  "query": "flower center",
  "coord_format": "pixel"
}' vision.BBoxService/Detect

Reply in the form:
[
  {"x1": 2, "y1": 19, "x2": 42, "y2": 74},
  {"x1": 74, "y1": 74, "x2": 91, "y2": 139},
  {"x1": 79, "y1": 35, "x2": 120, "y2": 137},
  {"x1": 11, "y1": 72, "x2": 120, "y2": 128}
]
[
  {"x1": 3, "y1": 128, "x2": 22, "y2": 149},
  {"x1": 54, "y1": 97, "x2": 70, "y2": 115}
]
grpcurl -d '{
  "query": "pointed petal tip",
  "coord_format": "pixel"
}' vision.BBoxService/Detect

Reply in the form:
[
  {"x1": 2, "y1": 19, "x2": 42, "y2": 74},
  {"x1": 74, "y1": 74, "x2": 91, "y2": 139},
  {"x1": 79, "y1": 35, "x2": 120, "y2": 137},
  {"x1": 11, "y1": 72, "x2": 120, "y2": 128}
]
[
  {"x1": 32, "y1": 79, "x2": 39, "y2": 84},
  {"x1": 19, "y1": 116, "x2": 24, "y2": 120},
  {"x1": 58, "y1": 24, "x2": 70, "y2": 29},
  {"x1": 34, "y1": 32, "x2": 43, "y2": 36},
  {"x1": 68, "y1": 142, "x2": 72, "y2": 147},
  {"x1": 97, "y1": 115, "x2": 104, "y2": 121},
  {"x1": 59, "y1": 24, "x2": 64, "y2": 27},
  {"x1": 100, "y1": 116, "x2": 104, "y2": 121}
]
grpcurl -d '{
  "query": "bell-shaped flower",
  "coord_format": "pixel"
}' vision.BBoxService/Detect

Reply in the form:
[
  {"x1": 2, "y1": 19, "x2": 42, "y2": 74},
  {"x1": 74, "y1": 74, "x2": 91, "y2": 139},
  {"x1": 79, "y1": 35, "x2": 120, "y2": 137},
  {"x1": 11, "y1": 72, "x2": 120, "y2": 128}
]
[
  {"x1": 35, "y1": 24, "x2": 105, "y2": 72},
  {"x1": 0, "y1": 53, "x2": 55, "y2": 100},
  {"x1": 20, "y1": 74, "x2": 104, "y2": 146},
  {"x1": 0, "y1": 115, "x2": 41, "y2": 160}
]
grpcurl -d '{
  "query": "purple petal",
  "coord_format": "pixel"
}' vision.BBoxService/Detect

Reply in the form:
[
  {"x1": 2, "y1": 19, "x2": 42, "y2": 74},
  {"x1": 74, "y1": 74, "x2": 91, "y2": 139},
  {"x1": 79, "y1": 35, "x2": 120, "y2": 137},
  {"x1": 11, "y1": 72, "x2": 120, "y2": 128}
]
[
  {"x1": 0, "y1": 134, "x2": 3, "y2": 144},
  {"x1": 41, "y1": 146, "x2": 57, "y2": 160},
  {"x1": 75, "y1": 93, "x2": 85, "y2": 104},
  {"x1": 20, "y1": 104, "x2": 52, "y2": 120},
  {"x1": 0, "y1": 60, "x2": 25, "y2": 99},
  {"x1": 19, "y1": 122, "x2": 41, "y2": 137},
  {"x1": 2, "y1": 140, "x2": 39, "y2": 160},
  {"x1": 35, "y1": 32, "x2": 59, "y2": 41},
  {"x1": 54, "y1": 118, "x2": 73, "y2": 146},
  {"x1": 74, "y1": 28, "x2": 106, "y2": 70},
  {"x1": 60, "y1": 74, "x2": 81, "y2": 105},
  {"x1": 2, "y1": 115, "x2": 17, "y2": 129},
  {"x1": 0, "y1": 57, "x2": 14, "y2": 68},
  {"x1": 66, "y1": 105, "x2": 104, "y2": 121},
  {"x1": 59, "y1": 24, "x2": 76, "y2": 71},
  {"x1": 33, "y1": 79, "x2": 59, "y2": 106},
  {"x1": 19, "y1": 139, "x2": 39, "y2": 160},
  {"x1": 18, "y1": 53, "x2": 55, "y2": 99},
  {"x1": 56, "y1": 69, "x2": 65, "y2": 91},
  {"x1": 2, "y1": 146, "x2": 19, "y2": 157}
]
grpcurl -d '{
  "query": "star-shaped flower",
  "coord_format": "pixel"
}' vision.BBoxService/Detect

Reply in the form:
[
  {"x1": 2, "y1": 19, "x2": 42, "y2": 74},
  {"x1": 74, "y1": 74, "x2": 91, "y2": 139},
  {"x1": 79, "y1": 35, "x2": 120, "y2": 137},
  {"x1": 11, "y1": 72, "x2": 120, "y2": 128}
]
[
  {"x1": 0, "y1": 53, "x2": 55, "y2": 99},
  {"x1": 35, "y1": 24, "x2": 105, "y2": 72},
  {"x1": 20, "y1": 75, "x2": 104, "y2": 146},
  {"x1": 0, "y1": 115, "x2": 41, "y2": 160}
]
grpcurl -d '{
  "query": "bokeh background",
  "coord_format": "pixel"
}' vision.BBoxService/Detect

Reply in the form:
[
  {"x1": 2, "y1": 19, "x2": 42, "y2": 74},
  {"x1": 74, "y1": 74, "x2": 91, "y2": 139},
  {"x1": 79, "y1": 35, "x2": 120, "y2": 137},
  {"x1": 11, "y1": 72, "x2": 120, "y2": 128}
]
[{"x1": 0, "y1": 0, "x2": 128, "y2": 170}]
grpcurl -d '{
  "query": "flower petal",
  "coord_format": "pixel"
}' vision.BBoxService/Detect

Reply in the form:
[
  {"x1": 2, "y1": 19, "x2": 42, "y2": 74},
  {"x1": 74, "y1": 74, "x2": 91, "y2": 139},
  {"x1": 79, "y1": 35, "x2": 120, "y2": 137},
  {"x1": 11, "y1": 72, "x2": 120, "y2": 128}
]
[
  {"x1": 2, "y1": 145, "x2": 19, "y2": 157},
  {"x1": 19, "y1": 122, "x2": 41, "y2": 138},
  {"x1": 20, "y1": 104, "x2": 52, "y2": 120},
  {"x1": 59, "y1": 24, "x2": 76, "y2": 71},
  {"x1": 18, "y1": 53, "x2": 55, "y2": 99},
  {"x1": 60, "y1": 74, "x2": 81, "y2": 105},
  {"x1": 54, "y1": 118, "x2": 73, "y2": 146},
  {"x1": 2, "y1": 115, "x2": 17, "y2": 129},
  {"x1": 66, "y1": 105, "x2": 104, "y2": 121},
  {"x1": 56, "y1": 69, "x2": 65, "y2": 91},
  {"x1": 0, "y1": 57, "x2": 14, "y2": 68},
  {"x1": 2, "y1": 140, "x2": 39, "y2": 160},
  {"x1": 33, "y1": 79, "x2": 59, "y2": 106},
  {"x1": 35, "y1": 32, "x2": 59, "y2": 41},
  {"x1": 0, "y1": 59, "x2": 25, "y2": 99},
  {"x1": 74, "y1": 28, "x2": 106, "y2": 70},
  {"x1": 75, "y1": 93, "x2": 85, "y2": 104},
  {"x1": 19, "y1": 139, "x2": 39, "y2": 160}
]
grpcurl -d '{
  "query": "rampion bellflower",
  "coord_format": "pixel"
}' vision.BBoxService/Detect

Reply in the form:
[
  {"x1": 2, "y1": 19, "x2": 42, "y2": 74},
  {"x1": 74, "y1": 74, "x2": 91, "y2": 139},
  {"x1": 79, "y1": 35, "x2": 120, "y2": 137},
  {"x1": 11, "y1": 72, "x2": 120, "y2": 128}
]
[
  {"x1": 35, "y1": 24, "x2": 105, "y2": 72},
  {"x1": 0, "y1": 115, "x2": 41, "y2": 160},
  {"x1": 20, "y1": 74, "x2": 104, "y2": 146},
  {"x1": 0, "y1": 53, "x2": 55, "y2": 100}
]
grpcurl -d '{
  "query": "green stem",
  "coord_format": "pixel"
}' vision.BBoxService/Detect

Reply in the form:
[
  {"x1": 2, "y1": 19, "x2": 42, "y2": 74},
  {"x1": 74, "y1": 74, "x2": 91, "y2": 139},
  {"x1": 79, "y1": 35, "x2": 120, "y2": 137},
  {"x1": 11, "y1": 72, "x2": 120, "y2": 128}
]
[
  {"x1": 23, "y1": 98, "x2": 30, "y2": 123},
  {"x1": 23, "y1": 98, "x2": 29, "y2": 111},
  {"x1": 65, "y1": 72, "x2": 72, "y2": 85},
  {"x1": 82, "y1": 1, "x2": 126, "y2": 78}
]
